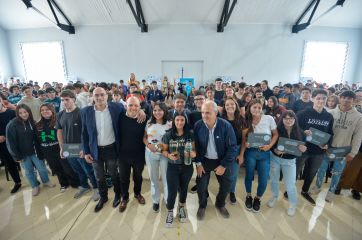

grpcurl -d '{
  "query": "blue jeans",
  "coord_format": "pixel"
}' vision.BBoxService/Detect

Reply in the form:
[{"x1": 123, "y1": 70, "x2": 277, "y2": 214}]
[
  {"x1": 230, "y1": 145, "x2": 241, "y2": 193},
  {"x1": 20, "y1": 154, "x2": 50, "y2": 188},
  {"x1": 270, "y1": 154, "x2": 298, "y2": 207},
  {"x1": 67, "y1": 157, "x2": 98, "y2": 189},
  {"x1": 145, "y1": 150, "x2": 168, "y2": 204},
  {"x1": 244, "y1": 149, "x2": 270, "y2": 197},
  {"x1": 316, "y1": 156, "x2": 346, "y2": 193}
]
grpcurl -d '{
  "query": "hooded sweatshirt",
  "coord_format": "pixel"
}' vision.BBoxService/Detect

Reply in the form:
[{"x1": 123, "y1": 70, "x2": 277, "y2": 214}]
[
  {"x1": 328, "y1": 106, "x2": 362, "y2": 157},
  {"x1": 297, "y1": 107, "x2": 334, "y2": 155}
]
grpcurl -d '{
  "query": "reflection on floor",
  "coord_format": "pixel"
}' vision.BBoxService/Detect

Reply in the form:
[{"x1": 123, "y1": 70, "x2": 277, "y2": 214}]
[{"x1": 0, "y1": 167, "x2": 361, "y2": 240}]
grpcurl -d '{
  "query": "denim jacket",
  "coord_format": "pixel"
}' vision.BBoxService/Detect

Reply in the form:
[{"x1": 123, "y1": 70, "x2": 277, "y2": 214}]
[{"x1": 194, "y1": 118, "x2": 237, "y2": 168}]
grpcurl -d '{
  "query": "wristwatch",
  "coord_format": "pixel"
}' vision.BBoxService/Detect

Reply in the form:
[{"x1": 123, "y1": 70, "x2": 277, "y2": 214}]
[{"x1": 196, "y1": 162, "x2": 202, "y2": 167}]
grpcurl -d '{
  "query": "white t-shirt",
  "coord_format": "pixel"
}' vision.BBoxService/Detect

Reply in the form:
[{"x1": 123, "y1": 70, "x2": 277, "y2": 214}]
[
  {"x1": 145, "y1": 121, "x2": 172, "y2": 153},
  {"x1": 253, "y1": 115, "x2": 277, "y2": 135}
]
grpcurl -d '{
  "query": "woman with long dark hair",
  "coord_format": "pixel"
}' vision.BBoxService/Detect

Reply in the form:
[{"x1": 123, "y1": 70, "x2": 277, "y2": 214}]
[
  {"x1": 237, "y1": 99, "x2": 278, "y2": 213},
  {"x1": 265, "y1": 96, "x2": 286, "y2": 123},
  {"x1": 240, "y1": 92, "x2": 253, "y2": 117},
  {"x1": 143, "y1": 102, "x2": 172, "y2": 213},
  {"x1": 164, "y1": 87, "x2": 175, "y2": 108},
  {"x1": 6, "y1": 104, "x2": 55, "y2": 196},
  {"x1": 267, "y1": 110, "x2": 306, "y2": 216},
  {"x1": 36, "y1": 103, "x2": 79, "y2": 192},
  {"x1": 161, "y1": 112, "x2": 196, "y2": 227},
  {"x1": 221, "y1": 97, "x2": 243, "y2": 204}
]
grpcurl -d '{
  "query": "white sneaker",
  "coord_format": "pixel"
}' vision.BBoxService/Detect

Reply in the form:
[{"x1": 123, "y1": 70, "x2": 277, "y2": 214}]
[
  {"x1": 325, "y1": 191, "x2": 335, "y2": 202},
  {"x1": 44, "y1": 181, "x2": 56, "y2": 188},
  {"x1": 267, "y1": 197, "x2": 277, "y2": 208},
  {"x1": 92, "y1": 189, "x2": 100, "y2": 201},
  {"x1": 32, "y1": 186, "x2": 40, "y2": 196},
  {"x1": 60, "y1": 186, "x2": 67, "y2": 193},
  {"x1": 310, "y1": 186, "x2": 321, "y2": 195},
  {"x1": 165, "y1": 210, "x2": 174, "y2": 228},
  {"x1": 287, "y1": 207, "x2": 296, "y2": 216}
]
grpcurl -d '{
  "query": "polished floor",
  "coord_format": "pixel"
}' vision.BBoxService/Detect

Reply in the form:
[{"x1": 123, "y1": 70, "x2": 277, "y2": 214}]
[{"x1": 0, "y1": 166, "x2": 361, "y2": 240}]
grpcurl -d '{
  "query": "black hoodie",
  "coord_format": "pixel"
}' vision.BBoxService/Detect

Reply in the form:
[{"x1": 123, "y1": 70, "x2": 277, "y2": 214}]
[
  {"x1": 297, "y1": 107, "x2": 334, "y2": 155},
  {"x1": 6, "y1": 118, "x2": 44, "y2": 161}
]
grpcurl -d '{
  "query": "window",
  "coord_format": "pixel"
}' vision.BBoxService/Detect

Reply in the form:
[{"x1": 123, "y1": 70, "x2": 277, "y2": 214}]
[
  {"x1": 20, "y1": 41, "x2": 67, "y2": 85},
  {"x1": 300, "y1": 41, "x2": 348, "y2": 85}
]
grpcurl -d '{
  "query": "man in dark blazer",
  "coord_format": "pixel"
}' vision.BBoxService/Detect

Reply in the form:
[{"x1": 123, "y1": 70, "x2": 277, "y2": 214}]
[{"x1": 81, "y1": 87, "x2": 124, "y2": 212}]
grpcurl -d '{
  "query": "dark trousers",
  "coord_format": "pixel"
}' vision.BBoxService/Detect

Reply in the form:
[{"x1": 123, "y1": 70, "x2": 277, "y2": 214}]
[
  {"x1": 196, "y1": 158, "x2": 232, "y2": 208},
  {"x1": 0, "y1": 143, "x2": 21, "y2": 184},
  {"x1": 92, "y1": 144, "x2": 120, "y2": 199},
  {"x1": 296, "y1": 153, "x2": 324, "y2": 192},
  {"x1": 166, "y1": 163, "x2": 193, "y2": 210},
  {"x1": 119, "y1": 159, "x2": 144, "y2": 201},
  {"x1": 58, "y1": 157, "x2": 79, "y2": 188},
  {"x1": 45, "y1": 153, "x2": 70, "y2": 187}
]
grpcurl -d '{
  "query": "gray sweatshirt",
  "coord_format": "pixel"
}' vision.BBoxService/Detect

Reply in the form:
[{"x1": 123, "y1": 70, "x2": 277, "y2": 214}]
[{"x1": 328, "y1": 106, "x2": 362, "y2": 157}]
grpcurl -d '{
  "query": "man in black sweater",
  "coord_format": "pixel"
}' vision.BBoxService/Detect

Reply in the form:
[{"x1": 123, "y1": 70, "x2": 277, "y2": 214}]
[
  {"x1": 0, "y1": 93, "x2": 22, "y2": 194},
  {"x1": 118, "y1": 96, "x2": 148, "y2": 213},
  {"x1": 261, "y1": 80, "x2": 274, "y2": 100},
  {"x1": 293, "y1": 87, "x2": 313, "y2": 114},
  {"x1": 293, "y1": 89, "x2": 334, "y2": 205}
]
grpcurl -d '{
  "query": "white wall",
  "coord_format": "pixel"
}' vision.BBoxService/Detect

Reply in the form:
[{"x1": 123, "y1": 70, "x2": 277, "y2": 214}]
[
  {"x1": 7, "y1": 24, "x2": 362, "y2": 87},
  {"x1": 0, "y1": 26, "x2": 12, "y2": 83},
  {"x1": 353, "y1": 30, "x2": 362, "y2": 85}
]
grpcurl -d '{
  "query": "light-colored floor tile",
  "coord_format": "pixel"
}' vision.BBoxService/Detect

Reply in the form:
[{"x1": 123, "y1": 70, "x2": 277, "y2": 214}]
[{"x1": 0, "y1": 167, "x2": 361, "y2": 240}]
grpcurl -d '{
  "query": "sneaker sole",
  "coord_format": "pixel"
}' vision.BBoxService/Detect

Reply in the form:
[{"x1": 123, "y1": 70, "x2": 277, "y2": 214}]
[
  {"x1": 252, "y1": 208, "x2": 260, "y2": 213},
  {"x1": 230, "y1": 201, "x2": 237, "y2": 205},
  {"x1": 245, "y1": 206, "x2": 253, "y2": 211}
]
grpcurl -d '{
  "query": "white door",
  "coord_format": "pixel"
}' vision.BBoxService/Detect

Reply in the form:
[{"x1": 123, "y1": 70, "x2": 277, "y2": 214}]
[{"x1": 161, "y1": 60, "x2": 204, "y2": 88}]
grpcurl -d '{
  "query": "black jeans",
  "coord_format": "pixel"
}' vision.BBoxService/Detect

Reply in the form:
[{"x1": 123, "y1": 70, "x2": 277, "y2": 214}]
[
  {"x1": 296, "y1": 153, "x2": 324, "y2": 193},
  {"x1": 196, "y1": 158, "x2": 232, "y2": 208},
  {"x1": 166, "y1": 163, "x2": 193, "y2": 210},
  {"x1": 0, "y1": 143, "x2": 21, "y2": 184},
  {"x1": 119, "y1": 159, "x2": 144, "y2": 201},
  {"x1": 45, "y1": 153, "x2": 70, "y2": 187},
  {"x1": 92, "y1": 144, "x2": 120, "y2": 199}
]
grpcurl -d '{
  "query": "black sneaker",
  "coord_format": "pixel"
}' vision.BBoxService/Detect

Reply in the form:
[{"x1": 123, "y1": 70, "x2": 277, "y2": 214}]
[
  {"x1": 245, "y1": 196, "x2": 253, "y2": 210},
  {"x1": 252, "y1": 197, "x2": 261, "y2": 213},
  {"x1": 351, "y1": 190, "x2": 361, "y2": 200},
  {"x1": 335, "y1": 188, "x2": 341, "y2": 195},
  {"x1": 153, "y1": 203, "x2": 160, "y2": 213},
  {"x1": 301, "y1": 192, "x2": 316, "y2": 206},
  {"x1": 190, "y1": 185, "x2": 197, "y2": 193},
  {"x1": 10, "y1": 183, "x2": 21, "y2": 194},
  {"x1": 229, "y1": 192, "x2": 236, "y2": 205},
  {"x1": 284, "y1": 191, "x2": 288, "y2": 199}
]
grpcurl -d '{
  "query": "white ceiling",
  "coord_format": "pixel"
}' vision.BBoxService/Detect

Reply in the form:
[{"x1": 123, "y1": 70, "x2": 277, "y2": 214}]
[{"x1": 0, "y1": 0, "x2": 361, "y2": 30}]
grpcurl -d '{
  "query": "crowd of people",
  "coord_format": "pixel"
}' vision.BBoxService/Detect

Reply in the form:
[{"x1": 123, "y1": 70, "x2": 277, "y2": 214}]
[{"x1": 0, "y1": 73, "x2": 361, "y2": 227}]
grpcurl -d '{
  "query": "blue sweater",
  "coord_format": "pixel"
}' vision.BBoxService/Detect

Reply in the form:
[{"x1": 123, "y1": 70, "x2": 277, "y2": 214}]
[{"x1": 194, "y1": 118, "x2": 237, "y2": 168}]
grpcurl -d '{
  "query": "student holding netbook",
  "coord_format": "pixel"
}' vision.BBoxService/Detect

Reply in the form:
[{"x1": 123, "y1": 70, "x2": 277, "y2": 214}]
[
  {"x1": 57, "y1": 90, "x2": 99, "y2": 201},
  {"x1": 292, "y1": 89, "x2": 334, "y2": 206},
  {"x1": 267, "y1": 110, "x2": 306, "y2": 216},
  {"x1": 312, "y1": 90, "x2": 362, "y2": 202},
  {"x1": 238, "y1": 99, "x2": 278, "y2": 213}
]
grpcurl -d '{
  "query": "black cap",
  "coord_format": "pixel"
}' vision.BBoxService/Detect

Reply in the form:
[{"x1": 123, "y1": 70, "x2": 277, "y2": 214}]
[
  {"x1": 46, "y1": 87, "x2": 56, "y2": 93},
  {"x1": 38, "y1": 90, "x2": 46, "y2": 95},
  {"x1": 340, "y1": 90, "x2": 356, "y2": 99}
]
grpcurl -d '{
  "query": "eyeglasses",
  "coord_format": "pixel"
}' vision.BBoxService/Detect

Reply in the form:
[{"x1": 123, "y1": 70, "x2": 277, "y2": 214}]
[{"x1": 194, "y1": 98, "x2": 205, "y2": 101}]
